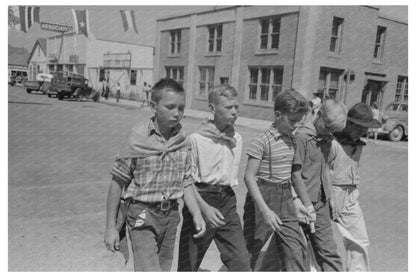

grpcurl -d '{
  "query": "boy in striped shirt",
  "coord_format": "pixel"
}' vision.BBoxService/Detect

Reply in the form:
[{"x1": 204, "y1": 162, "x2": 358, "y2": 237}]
[{"x1": 243, "y1": 89, "x2": 310, "y2": 271}]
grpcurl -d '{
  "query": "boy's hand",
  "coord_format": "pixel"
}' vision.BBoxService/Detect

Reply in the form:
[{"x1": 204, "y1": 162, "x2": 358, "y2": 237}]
[
  {"x1": 262, "y1": 208, "x2": 282, "y2": 232},
  {"x1": 305, "y1": 205, "x2": 316, "y2": 234},
  {"x1": 192, "y1": 214, "x2": 206, "y2": 238},
  {"x1": 104, "y1": 227, "x2": 120, "y2": 252},
  {"x1": 329, "y1": 197, "x2": 339, "y2": 221},
  {"x1": 293, "y1": 197, "x2": 309, "y2": 224},
  {"x1": 201, "y1": 204, "x2": 226, "y2": 228}
]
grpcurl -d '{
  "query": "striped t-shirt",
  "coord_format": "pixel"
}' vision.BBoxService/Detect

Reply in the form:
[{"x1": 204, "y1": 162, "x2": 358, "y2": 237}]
[{"x1": 246, "y1": 125, "x2": 296, "y2": 183}]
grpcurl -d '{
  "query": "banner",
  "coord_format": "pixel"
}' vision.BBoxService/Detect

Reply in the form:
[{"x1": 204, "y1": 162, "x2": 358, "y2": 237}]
[
  {"x1": 72, "y1": 9, "x2": 90, "y2": 37},
  {"x1": 120, "y1": 10, "x2": 138, "y2": 34},
  {"x1": 40, "y1": 22, "x2": 72, "y2": 33},
  {"x1": 18, "y1": 6, "x2": 40, "y2": 33}
]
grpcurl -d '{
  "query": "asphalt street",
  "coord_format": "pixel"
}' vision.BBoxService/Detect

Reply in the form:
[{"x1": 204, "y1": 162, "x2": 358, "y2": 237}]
[{"x1": 8, "y1": 86, "x2": 408, "y2": 271}]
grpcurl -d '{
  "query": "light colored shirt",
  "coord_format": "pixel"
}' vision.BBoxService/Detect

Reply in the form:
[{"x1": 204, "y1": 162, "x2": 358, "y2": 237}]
[
  {"x1": 111, "y1": 119, "x2": 193, "y2": 202},
  {"x1": 190, "y1": 132, "x2": 242, "y2": 187},
  {"x1": 328, "y1": 139, "x2": 363, "y2": 186},
  {"x1": 247, "y1": 125, "x2": 295, "y2": 184}
]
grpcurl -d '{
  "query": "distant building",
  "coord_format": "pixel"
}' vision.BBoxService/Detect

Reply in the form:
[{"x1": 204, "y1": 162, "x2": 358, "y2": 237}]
[
  {"x1": 155, "y1": 5, "x2": 408, "y2": 120},
  {"x1": 8, "y1": 44, "x2": 30, "y2": 80},
  {"x1": 27, "y1": 38, "x2": 48, "y2": 80}
]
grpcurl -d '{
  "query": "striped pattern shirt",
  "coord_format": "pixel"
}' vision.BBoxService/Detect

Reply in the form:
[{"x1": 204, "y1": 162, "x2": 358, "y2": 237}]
[
  {"x1": 111, "y1": 119, "x2": 193, "y2": 202},
  {"x1": 246, "y1": 125, "x2": 296, "y2": 183}
]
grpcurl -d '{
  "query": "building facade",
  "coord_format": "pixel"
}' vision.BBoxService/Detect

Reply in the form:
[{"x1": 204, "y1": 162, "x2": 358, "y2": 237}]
[
  {"x1": 43, "y1": 32, "x2": 154, "y2": 100},
  {"x1": 27, "y1": 39, "x2": 48, "y2": 80},
  {"x1": 155, "y1": 6, "x2": 408, "y2": 120}
]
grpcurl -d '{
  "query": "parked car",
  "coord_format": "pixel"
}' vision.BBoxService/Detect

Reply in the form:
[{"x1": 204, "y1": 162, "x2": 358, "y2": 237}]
[
  {"x1": 380, "y1": 102, "x2": 408, "y2": 142},
  {"x1": 23, "y1": 73, "x2": 53, "y2": 94},
  {"x1": 48, "y1": 72, "x2": 99, "y2": 102}
]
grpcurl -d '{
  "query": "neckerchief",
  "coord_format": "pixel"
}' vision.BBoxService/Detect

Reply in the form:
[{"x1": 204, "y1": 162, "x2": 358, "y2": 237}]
[
  {"x1": 334, "y1": 132, "x2": 366, "y2": 146},
  {"x1": 196, "y1": 119, "x2": 237, "y2": 149}
]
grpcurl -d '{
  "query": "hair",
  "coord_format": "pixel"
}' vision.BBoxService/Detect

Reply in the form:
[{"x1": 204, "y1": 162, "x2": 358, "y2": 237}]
[
  {"x1": 208, "y1": 85, "x2": 238, "y2": 105},
  {"x1": 274, "y1": 89, "x2": 309, "y2": 115},
  {"x1": 150, "y1": 78, "x2": 185, "y2": 103},
  {"x1": 319, "y1": 99, "x2": 347, "y2": 132}
]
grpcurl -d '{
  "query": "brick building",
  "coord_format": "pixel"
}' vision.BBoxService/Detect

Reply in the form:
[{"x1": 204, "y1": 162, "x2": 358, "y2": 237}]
[{"x1": 155, "y1": 6, "x2": 408, "y2": 120}]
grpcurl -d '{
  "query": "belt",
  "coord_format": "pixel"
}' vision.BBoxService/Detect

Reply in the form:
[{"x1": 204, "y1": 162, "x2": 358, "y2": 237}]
[
  {"x1": 257, "y1": 178, "x2": 292, "y2": 188},
  {"x1": 195, "y1": 182, "x2": 231, "y2": 193},
  {"x1": 126, "y1": 199, "x2": 178, "y2": 213}
]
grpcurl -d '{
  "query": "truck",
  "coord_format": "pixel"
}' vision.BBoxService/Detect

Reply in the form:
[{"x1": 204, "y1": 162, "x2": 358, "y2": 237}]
[
  {"x1": 23, "y1": 73, "x2": 53, "y2": 94},
  {"x1": 47, "y1": 72, "x2": 99, "y2": 102}
]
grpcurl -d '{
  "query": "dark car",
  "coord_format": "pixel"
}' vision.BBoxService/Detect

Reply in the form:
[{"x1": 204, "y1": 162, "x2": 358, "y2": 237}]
[
  {"x1": 48, "y1": 72, "x2": 99, "y2": 102},
  {"x1": 380, "y1": 102, "x2": 408, "y2": 142}
]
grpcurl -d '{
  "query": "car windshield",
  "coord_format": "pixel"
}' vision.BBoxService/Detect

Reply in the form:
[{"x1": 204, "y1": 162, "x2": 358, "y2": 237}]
[{"x1": 385, "y1": 103, "x2": 400, "y2": 111}]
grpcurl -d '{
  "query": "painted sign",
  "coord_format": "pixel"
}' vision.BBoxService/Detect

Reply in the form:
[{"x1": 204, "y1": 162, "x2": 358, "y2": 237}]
[
  {"x1": 103, "y1": 52, "x2": 132, "y2": 68},
  {"x1": 40, "y1": 22, "x2": 73, "y2": 33}
]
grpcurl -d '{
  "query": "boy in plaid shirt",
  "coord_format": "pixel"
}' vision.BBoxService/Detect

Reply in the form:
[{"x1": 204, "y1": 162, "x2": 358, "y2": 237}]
[{"x1": 104, "y1": 78, "x2": 205, "y2": 271}]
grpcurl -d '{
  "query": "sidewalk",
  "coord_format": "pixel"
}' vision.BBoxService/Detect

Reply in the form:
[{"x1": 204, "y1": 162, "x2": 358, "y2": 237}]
[{"x1": 99, "y1": 96, "x2": 271, "y2": 131}]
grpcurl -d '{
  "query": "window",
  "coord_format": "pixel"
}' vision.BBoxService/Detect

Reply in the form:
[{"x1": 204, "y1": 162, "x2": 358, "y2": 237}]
[
  {"x1": 329, "y1": 17, "x2": 344, "y2": 53},
  {"x1": 130, "y1": 70, "x2": 137, "y2": 85},
  {"x1": 395, "y1": 76, "x2": 408, "y2": 102},
  {"x1": 165, "y1": 66, "x2": 184, "y2": 86},
  {"x1": 169, "y1": 29, "x2": 181, "y2": 55},
  {"x1": 248, "y1": 66, "x2": 283, "y2": 103},
  {"x1": 199, "y1": 67, "x2": 215, "y2": 96},
  {"x1": 259, "y1": 17, "x2": 280, "y2": 51},
  {"x1": 373, "y1": 26, "x2": 387, "y2": 60},
  {"x1": 207, "y1": 24, "x2": 222, "y2": 53},
  {"x1": 99, "y1": 68, "x2": 105, "y2": 82},
  {"x1": 318, "y1": 67, "x2": 343, "y2": 99}
]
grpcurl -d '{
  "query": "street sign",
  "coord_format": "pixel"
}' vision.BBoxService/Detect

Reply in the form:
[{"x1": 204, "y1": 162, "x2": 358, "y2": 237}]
[{"x1": 40, "y1": 22, "x2": 72, "y2": 33}]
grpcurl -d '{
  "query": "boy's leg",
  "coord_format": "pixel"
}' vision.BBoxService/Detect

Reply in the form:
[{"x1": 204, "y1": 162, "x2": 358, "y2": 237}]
[
  {"x1": 126, "y1": 203, "x2": 161, "y2": 271},
  {"x1": 243, "y1": 190, "x2": 273, "y2": 270},
  {"x1": 178, "y1": 204, "x2": 216, "y2": 271},
  {"x1": 260, "y1": 184, "x2": 309, "y2": 271},
  {"x1": 157, "y1": 210, "x2": 181, "y2": 271},
  {"x1": 310, "y1": 200, "x2": 343, "y2": 271},
  {"x1": 333, "y1": 186, "x2": 370, "y2": 271},
  {"x1": 213, "y1": 188, "x2": 251, "y2": 271}
]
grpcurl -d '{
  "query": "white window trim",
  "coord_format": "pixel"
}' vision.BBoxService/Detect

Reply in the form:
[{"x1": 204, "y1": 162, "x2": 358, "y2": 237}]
[
  {"x1": 245, "y1": 66, "x2": 283, "y2": 105},
  {"x1": 256, "y1": 17, "x2": 281, "y2": 54},
  {"x1": 329, "y1": 17, "x2": 344, "y2": 54},
  {"x1": 206, "y1": 24, "x2": 222, "y2": 54},
  {"x1": 198, "y1": 66, "x2": 215, "y2": 97}
]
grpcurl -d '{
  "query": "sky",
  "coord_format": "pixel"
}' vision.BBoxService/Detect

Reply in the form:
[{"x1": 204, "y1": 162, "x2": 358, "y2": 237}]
[{"x1": 7, "y1": 4, "x2": 408, "y2": 52}]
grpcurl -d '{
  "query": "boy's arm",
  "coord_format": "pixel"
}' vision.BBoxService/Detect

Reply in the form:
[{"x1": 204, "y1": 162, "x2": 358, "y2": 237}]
[
  {"x1": 183, "y1": 184, "x2": 206, "y2": 238},
  {"x1": 104, "y1": 176, "x2": 125, "y2": 252},
  {"x1": 244, "y1": 156, "x2": 282, "y2": 232}
]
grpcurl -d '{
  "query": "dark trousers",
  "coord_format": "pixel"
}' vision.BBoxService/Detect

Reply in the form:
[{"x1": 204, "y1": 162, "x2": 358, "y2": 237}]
[
  {"x1": 243, "y1": 182, "x2": 309, "y2": 271},
  {"x1": 304, "y1": 199, "x2": 343, "y2": 271},
  {"x1": 178, "y1": 186, "x2": 251, "y2": 271}
]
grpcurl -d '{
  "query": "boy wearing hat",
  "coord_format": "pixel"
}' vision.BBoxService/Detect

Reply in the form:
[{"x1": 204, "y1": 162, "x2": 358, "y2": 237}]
[
  {"x1": 328, "y1": 103, "x2": 382, "y2": 271},
  {"x1": 291, "y1": 99, "x2": 346, "y2": 271}
]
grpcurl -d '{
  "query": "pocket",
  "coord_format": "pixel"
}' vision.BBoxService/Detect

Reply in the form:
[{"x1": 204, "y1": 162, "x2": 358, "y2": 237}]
[{"x1": 127, "y1": 204, "x2": 147, "y2": 229}]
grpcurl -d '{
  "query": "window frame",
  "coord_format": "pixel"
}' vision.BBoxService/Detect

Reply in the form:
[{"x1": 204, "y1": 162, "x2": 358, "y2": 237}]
[
  {"x1": 318, "y1": 67, "x2": 344, "y2": 100},
  {"x1": 169, "y1": 29, "x2": 182, "y2": 55},
  {"x1": 257, "y1": 16, "x2": 281, "y2": 53},
  {"x1": 329, "y1": 17, "x2": 344, "y2": 54},
  {"x1": 165, "y1": 66, "x2": 184, "y2": 86},
  {"x1": 199, "y1": 66, "x2": 215, "y2": 97},
  {"x1": 207, "y1": 24, "x2": 223, "y2": 54},
  {"x1": 373, "y1": 26, "x2": 387, "y2": 61},
  {"x1": 395, "y1": 75, "x2": 408, "y2": 103},
  {"x1": 246, "y1": 66, "x2": 284, "y2": 105}
]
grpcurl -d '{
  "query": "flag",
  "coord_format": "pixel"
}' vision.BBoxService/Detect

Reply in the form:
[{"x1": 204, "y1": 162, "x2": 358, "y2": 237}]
[
  {"x1": 72, "y1": 9, "x2": 90, "y2": 37},
  {"x1": 120, "y1": 10, "x2": 138, "y2": 34},
  {"x1": 18, "y1": 6, "x2": 40, "y2": 33}
]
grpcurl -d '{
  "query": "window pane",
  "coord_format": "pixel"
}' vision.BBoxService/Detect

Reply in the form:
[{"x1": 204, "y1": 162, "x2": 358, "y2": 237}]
[
  {"x1": 260, "y1": 85, "x2": 269, "y2": 101},
  {"x1": 209, "y1": 27, "x2": 215, "y2": 39},
  {"x1": 200, "y1": 68, "x2": 206, "y2": 81},
  {"x1": 261, "y1": 68, "x2": 270, "y2": 84},
  {"x1": 249, "y1": 84, "x2": 257, "y2": 100},
  {"x1": 216, "y1": 38, "x2": 222, "y2": 52},
  {"x1": 272, "y1": 18, "x2": 280, "y2": 32},
  {"x1": 177, "y1": 41, "x2": 181, "y2": 53},
  {"x1": 272, "y1": 85, "x2": 281, "y2": 100},
  {"x1": 271, "y1": 34, "x2": 279, "y2": 49},
  {"x1": 273, "y1": 68, "x2": 283, "y2": 85},
  {"x1": 330, "y1": 73, "x2": 339, "y2": 88},
  {"x1": 250, "y1": 68, "x2": 258, "y2": 83},
  {"x1": 373, "y1": 45, "x2": 380, "y2": 58},
  {"x1": 208, "y1": 40, "x2": 214, "y2": 52},
  {"x1": 330, "y1": 37, "x2": 337, "y2": 52},
  {"x1": 217, "y1": 25, "x2": 222, "y2": 37},
  {"x1": 179, "y1": 68, "x2": 184, "y2": 80},
  {"x1": 260, "y1": 35, "x2": 268, "y2": 49},
  {"x1": 261, "y1": 19, "x2": 269, "y2": 34}
]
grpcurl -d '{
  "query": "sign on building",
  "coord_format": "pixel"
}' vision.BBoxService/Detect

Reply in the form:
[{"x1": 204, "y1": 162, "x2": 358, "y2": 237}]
[
  {"x1": 103, "y1": 52, "x2": 131, "y2": 68},
  {"x1": 40, "y1": 22, "x2": 73, "y2": 33}
]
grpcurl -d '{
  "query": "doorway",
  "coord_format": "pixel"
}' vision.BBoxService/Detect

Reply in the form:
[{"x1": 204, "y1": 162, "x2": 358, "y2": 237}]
[{"x1": 361, "y1": 79, "x2": 386, "y2": 107}]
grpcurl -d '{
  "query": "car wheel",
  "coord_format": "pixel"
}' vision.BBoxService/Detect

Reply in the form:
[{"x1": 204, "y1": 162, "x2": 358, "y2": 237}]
[
  {"x1": 26, "y1": 89, "x2": 32, "y2": 94},
  {"x1": 57, "y1": 92, "x2": 64, "y2": 100},
  {"x1": 388, "y1": 125, "x2": 404, "y2": 142}
]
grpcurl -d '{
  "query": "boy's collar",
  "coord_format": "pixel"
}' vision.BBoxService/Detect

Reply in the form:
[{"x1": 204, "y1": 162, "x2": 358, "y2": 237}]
[
  {"x1": 270, "y1": 123, "x2": 292, "y2": 140},
  {"x1": 148, "y1": 117, "x2": 182, "y2": 137}
]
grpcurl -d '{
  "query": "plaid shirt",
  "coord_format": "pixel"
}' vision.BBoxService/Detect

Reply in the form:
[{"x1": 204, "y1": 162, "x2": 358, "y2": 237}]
[{"x1": 111, "y1": 119, "x2": 193, "y2": 202}]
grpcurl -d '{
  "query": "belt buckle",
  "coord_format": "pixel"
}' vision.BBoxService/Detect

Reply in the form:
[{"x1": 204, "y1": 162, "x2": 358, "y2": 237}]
[{"x1": 160, "y1": 200, "x2": 170, "y2": 211}]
